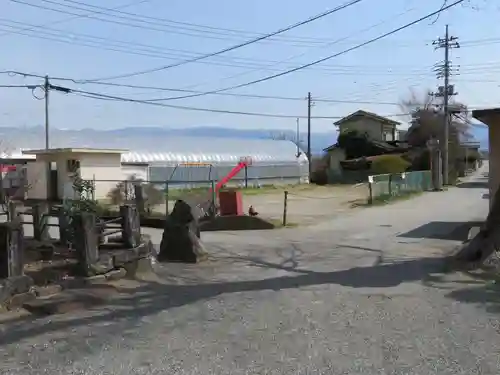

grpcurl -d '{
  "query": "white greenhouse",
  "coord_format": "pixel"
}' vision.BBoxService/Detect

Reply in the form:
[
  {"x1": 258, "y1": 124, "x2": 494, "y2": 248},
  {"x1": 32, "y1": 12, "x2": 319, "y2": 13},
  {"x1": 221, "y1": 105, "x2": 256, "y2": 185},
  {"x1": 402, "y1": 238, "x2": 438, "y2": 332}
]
[{"x1": 6, "y1": 134, "x2": 309, "y2": 190}]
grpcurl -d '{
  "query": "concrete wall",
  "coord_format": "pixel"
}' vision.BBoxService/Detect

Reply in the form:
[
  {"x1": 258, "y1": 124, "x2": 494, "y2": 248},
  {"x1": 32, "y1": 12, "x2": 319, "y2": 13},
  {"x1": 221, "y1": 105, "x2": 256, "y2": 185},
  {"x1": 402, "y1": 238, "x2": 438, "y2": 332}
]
[
  {"x1": 79, "y1": 153, "x2": 123, "y2": 200},
  {"x1": 25, "y1": 161, "x2": 48, "y2": 200},
  {"x1": 338, "y1": 117, "x2": 396, "y2": 141},
  {"x1": 326, "y1": 148, "x2": 346, "y2": 177}
]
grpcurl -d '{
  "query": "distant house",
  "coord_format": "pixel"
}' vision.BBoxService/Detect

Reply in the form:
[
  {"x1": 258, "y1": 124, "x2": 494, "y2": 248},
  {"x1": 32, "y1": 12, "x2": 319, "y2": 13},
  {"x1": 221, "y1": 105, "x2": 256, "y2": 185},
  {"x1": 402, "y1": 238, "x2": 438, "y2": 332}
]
[{"x1": 334, "y1": 110, "x2": 401, "y2": 142}]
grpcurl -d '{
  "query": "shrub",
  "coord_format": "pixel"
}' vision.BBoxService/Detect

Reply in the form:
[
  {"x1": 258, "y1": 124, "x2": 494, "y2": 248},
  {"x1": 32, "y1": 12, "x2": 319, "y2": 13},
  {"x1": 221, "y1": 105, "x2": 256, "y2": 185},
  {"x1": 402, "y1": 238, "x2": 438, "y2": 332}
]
[
  {"x1": 370, "y1": 155, "x2": 410, "y2": 175},
  {"x1": 143, "y1": 183, "x2": 165, "y2": 213}
]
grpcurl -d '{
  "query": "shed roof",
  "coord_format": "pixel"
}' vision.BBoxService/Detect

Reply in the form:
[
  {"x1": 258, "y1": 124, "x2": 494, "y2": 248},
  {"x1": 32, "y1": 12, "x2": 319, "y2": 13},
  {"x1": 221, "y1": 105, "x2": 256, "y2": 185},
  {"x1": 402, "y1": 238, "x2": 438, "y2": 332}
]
[
  {"x1": 333, "y1": 110, "x2": 401, "y2": 127},
  {"x1": 472, "y1": 108, "x2": 500, "y2": 125}
]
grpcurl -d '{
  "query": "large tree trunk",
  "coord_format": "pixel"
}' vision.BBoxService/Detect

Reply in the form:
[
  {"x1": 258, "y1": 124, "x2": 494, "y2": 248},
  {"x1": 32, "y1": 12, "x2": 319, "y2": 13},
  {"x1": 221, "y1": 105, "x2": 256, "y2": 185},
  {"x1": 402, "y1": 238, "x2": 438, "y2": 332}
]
[{"x1": 454, "y1": 185, "x2": 500, "y2": 266}]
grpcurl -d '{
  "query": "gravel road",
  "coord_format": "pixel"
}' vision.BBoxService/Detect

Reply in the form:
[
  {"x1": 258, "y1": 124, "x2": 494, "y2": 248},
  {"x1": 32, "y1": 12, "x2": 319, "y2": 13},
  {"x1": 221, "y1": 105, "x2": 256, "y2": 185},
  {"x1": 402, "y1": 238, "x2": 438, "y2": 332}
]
[{"x1": 1, "y1": 165, "x2": 499, "y2": 374}]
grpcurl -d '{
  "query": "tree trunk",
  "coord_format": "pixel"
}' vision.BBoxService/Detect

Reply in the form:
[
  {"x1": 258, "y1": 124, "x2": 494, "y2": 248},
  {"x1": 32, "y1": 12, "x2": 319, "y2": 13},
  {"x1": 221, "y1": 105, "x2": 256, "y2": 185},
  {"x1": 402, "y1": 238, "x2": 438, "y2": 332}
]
[{"x1": 454, "y1": 185, "x2": 500, "y2": 266}]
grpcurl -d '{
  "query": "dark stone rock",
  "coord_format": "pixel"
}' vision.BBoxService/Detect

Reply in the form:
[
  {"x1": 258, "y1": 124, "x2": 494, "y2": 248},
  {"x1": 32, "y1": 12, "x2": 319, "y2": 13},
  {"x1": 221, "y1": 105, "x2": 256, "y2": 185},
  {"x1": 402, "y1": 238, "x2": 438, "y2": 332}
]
[{"x1": 157, "y1": 200, "x2": 207, "y2": 263}]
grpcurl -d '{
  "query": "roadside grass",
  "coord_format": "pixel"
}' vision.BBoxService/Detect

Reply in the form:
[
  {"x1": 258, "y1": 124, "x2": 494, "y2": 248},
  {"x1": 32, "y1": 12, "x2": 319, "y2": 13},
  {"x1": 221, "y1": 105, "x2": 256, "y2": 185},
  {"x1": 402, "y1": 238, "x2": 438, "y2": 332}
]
[
  {"x1": 267, "y1": 218, "x2": 299, "y2": 228},
  {"x1": 165, "y1": 183, "x2": 360, "y2": 199},
  {"x1": 349, "y1": 191, "x2": 424, "y2": 208}
]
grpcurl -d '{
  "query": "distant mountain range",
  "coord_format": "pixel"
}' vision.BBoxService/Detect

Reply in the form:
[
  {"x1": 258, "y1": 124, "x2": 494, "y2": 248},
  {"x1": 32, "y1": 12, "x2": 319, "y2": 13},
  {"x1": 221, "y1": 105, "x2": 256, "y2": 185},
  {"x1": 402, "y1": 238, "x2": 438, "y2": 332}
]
[{"x1": 0, "y1": 125, "x2": 487, "y2": 154}]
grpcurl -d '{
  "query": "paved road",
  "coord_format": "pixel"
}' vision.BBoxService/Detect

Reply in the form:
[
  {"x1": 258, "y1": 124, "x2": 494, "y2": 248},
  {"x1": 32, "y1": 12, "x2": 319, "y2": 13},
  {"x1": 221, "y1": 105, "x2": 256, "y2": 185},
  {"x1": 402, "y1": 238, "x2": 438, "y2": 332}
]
[{"x1": 1, "y1": 166, "x2": 499, "y2": 374}]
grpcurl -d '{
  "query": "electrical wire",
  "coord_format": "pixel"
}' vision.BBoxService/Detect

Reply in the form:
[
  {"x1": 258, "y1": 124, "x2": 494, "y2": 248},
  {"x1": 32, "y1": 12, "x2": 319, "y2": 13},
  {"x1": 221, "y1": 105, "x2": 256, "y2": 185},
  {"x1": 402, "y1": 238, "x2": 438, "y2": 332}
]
[
  {"x1": 50, "y1": 81, "x2": 403, "y2": 105},
  {"x1": 65, "y1": 86, "x2": 413, "y2": 119},
  {"x1": 4, "y1": 20, "x2": 499, "y2": 81},
  {"x1": 7, "y1": 0, "x2": 325, "y2": 48},
  {"x1": 10, "y1": 0, "x2": 367, "y2": 81},
  {"x1": 79, "y1": 0, "x2": 368, "y2": 81},
  {"x1": 49, "y1": 0, "x2": 351, "y2": 44},
  {"x1": 0, "y1": 22, "x2": 434, "y2": 76},
  {"x1": 0, "y1": 84, "x2": 39, "y2": 88},
  {"x1": 104, "y1": 0, "x2": 466, "y2": 101},
  {"x1": 0, "y1": 0, "x2": 151, "y2": 38}
]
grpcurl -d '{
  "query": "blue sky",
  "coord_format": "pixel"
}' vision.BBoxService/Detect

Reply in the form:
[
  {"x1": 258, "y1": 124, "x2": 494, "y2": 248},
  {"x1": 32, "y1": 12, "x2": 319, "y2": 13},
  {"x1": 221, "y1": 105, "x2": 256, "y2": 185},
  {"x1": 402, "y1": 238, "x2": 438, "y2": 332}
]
[{"x1": 0, "y1": 0, "x2": 499, "y2": 134}]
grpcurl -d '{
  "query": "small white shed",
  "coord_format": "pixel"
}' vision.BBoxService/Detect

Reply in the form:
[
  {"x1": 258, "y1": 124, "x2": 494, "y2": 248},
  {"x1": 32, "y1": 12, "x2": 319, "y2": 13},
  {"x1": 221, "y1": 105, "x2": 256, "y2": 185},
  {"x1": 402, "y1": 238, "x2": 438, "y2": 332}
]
[{"x1": 22, "y1": 148, "x2": 127, "y2": 200}]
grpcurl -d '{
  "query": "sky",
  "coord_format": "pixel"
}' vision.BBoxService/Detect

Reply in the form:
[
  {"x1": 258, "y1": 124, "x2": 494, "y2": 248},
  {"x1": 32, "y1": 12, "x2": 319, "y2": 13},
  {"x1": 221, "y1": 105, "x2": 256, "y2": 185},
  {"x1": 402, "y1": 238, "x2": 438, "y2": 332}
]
[{"x1": 0, "y1": 0, "x2": 499, "y2": 135}]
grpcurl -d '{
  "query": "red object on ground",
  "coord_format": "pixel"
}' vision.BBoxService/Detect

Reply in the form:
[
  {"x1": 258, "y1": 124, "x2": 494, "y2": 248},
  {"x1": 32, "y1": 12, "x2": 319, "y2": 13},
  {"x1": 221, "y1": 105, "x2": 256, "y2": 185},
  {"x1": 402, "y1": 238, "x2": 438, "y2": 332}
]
[{"x1": 218, "y1": 190, "x2": 244, "y2": 216}]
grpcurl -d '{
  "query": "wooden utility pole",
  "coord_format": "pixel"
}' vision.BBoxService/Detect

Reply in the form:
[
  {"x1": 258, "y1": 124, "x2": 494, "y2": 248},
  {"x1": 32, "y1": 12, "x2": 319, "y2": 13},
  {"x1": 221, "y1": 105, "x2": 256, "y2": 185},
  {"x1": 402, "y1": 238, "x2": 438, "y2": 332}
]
[
  {"x1": 432, "y1": 25, "x2": 459, "y2": 185},
  {"x1": 307, "y1": 92, "x2": 312, "y2": 177},
  {"x1": 44, "y1": 75, "x2": 50, "y2": 149}
]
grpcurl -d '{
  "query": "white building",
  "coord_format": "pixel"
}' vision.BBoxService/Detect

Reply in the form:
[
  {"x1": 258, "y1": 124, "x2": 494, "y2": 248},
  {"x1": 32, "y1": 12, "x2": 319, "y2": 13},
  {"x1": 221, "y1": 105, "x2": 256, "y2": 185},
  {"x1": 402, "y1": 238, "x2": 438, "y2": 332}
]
[{"x1": 22, "y1": 148, "x2": 130, "y2": 201}]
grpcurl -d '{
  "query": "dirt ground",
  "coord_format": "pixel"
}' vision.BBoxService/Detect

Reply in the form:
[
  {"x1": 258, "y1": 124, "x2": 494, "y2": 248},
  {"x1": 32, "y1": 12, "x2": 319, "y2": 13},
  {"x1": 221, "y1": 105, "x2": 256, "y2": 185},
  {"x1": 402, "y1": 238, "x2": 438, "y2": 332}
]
[
  {"x1": 153, "y1": 183, "x2": 369, "y2": 226},
  {"x1": 243, "y1": 184, "x2": 368, "y2": 225}
]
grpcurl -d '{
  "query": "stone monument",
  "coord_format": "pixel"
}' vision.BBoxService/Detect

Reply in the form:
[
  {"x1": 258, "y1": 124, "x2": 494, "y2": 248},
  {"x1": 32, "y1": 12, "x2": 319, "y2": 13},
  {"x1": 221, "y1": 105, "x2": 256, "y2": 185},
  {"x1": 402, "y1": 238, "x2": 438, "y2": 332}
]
[{"x1": 157, "y1": 199, "x2": 207, "y2": 263}]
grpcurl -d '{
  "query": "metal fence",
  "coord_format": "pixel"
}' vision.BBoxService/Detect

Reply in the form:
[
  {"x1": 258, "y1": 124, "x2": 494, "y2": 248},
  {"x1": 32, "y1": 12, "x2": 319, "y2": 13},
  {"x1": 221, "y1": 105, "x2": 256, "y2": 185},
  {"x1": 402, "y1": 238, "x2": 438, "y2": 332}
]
[
  {"x1": 149, "y1": 163, "x2": 308, "y2": 189},
  {"x1": 368, "y1": 170, "x2": 432, "y2": 203},
  {"x1": 91, "y1": 178, "x2": 217, "y2": 215}
]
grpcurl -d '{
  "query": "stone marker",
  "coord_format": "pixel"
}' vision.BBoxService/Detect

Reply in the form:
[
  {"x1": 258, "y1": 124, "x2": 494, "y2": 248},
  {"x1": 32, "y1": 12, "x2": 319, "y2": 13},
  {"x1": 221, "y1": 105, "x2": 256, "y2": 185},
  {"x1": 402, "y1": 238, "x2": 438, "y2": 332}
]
[
  {"x1": 157, "y1": 199, "x2": 207, "y2": 263},
  {"x1": 0, "y1": 220, "x2": 25, "y2": 279}
]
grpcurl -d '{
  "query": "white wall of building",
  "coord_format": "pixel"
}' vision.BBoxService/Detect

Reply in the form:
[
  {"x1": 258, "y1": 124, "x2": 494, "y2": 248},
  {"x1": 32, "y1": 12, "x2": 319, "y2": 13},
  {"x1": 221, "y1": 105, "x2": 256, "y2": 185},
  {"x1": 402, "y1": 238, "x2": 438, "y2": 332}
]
[
  {"x1": 25, "y1": 161, "x2": 48, "y2": 200},
  {"x1": 79, "y1": 153, "x2": 123, "y2": 200},
  {"x1": 23, "y1": 151, "x2": 150, "y2": 201}
]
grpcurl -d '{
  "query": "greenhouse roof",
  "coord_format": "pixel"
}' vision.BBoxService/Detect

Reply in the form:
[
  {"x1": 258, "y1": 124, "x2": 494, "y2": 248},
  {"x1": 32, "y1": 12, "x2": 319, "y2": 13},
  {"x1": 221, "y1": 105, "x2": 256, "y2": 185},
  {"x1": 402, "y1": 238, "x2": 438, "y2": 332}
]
[{"x1": 4, "y1": 134, "x2": 308, "y2": 165}]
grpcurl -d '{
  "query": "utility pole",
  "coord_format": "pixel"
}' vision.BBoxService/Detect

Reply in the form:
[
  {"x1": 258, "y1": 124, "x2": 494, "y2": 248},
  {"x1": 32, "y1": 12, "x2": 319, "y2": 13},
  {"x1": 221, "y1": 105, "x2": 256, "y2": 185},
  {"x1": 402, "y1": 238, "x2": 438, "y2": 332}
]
[
  {"x1": 307, "y1": 92, "x2": 312, "y2": 178},
  {"x1": 44, "y1": 75, "x2": 50, "y2": 149},
  {"x1": 432, "y1": 25, "x2": 459, "y2": 185}
]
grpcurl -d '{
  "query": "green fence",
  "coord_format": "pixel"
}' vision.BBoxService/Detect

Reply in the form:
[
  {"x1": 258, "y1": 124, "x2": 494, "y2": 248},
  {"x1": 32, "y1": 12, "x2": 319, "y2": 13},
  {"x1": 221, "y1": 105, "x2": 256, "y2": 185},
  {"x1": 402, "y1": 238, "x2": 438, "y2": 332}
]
[{"x1": 368, "y1": 170, "x2": 432, "y2": 204}]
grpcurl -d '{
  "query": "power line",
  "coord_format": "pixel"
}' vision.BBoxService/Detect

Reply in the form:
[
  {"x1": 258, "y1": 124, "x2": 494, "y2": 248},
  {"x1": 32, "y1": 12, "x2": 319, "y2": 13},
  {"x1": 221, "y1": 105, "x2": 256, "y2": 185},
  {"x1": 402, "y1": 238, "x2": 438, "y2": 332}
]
[
  {"x1": 77, "y1": 0, "x2": 368, "y2": 82},
  {"x1": 58, "y1": 85, "x2": 413, "y2": 119},
  {"x1": 0, "y1": 77, "x2": 492, "y2": 122},
  {"x1": 0, "y1": 19, "x2": 431, "y2": 73},
  {"x1": 0, "y1": 84, "x2": 39, "y2": 88},
  {"x1": 0, "y1": 21, "x2": 434, "y2": 76},
  {"x1": 52, "y1": 81, "x2": 402, "y2": 105},
  {"x1": 40, "y1": 0, "x2": 350, "y2": 44},
  {"x1": 0, "y1": 0, "x2": 151, "y2": 38},
  {"x1": 4, "y1": 20, "x2": 498, "y2": 79},
  {"x1": 101, "y1": 0, "x2": 466, "y2": 102},
  {"x1": 9, "y1": 0, "x2": 367, "y2": 81},
  {"x1": 7, "y1": 0, "x2": 326, "y2": 48}
]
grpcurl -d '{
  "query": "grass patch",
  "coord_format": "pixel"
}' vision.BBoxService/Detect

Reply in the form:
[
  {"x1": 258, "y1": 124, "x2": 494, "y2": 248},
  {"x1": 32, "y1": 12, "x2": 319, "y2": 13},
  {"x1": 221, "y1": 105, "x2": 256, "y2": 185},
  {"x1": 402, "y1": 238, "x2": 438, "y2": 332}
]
[
  {"x1": 163, "y1": 182, "x2": 358, "y2": 199},
  {"x1": 351, "y1": 191, "x2": 424, "y2": 207}
]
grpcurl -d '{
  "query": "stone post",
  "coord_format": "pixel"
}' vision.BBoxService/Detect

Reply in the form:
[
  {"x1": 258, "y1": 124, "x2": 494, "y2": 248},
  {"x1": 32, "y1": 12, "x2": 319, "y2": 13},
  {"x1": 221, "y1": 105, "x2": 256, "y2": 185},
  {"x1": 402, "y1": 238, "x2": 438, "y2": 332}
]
[
  {"x1": 0, "y1": 220, "x2": 24, "y2": 278},
  {"x1": 71, "y1": 212, "x2": 99, "y2": 276},
  {"x1": 120, "y1": 204, "x2": 141, "y2": 248},
  {"x1": 134, "y1": 184, "x2": 145, "y2": 214},
  {"x1": 58, "y1": 208, "x2": 70, "y2": 248},
  {"x1": 7, "y1": 200, "x2": 20, "y2": 222},
  {"x1": 32, "y1": 203, "x2": 50, "y2": 242}
]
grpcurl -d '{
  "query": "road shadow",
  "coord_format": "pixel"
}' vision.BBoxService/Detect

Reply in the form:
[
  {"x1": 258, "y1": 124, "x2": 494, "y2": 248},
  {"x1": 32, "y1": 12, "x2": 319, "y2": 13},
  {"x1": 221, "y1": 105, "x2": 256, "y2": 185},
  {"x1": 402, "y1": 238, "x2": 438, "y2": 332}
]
[
  {"x1": 446, "y1": 283, "x2": 500, "y2": 314},
  {"x1": 0, "y1": 255, "x2": 450, "y2": 350},
  {"x1": 398, "y1": 221, "x2": 484, "y2": 241},
  {"x1": 456, "y1": 181, "x2": 488, "y2": 189}
]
